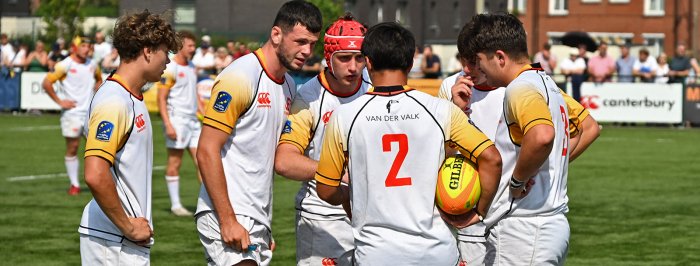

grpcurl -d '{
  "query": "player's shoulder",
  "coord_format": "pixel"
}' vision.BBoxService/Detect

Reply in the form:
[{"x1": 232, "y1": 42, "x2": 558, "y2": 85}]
[
  {"x1": 93, "y1": 81, "x2": 132, "y2": 105},
  {"x1": 296, "y1": 75, "x2": 324, "y2": 101}
]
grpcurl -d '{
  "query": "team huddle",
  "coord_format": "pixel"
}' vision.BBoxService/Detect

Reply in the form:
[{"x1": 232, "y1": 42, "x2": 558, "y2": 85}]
[{"x1": 55, "y1": 1, "x2": 600, "y2": 265}]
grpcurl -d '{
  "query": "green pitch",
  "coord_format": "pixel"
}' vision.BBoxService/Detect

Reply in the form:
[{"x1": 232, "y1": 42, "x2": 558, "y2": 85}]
[{"x1": 0, "y1": 114, "x2": 698, "y2": 265}]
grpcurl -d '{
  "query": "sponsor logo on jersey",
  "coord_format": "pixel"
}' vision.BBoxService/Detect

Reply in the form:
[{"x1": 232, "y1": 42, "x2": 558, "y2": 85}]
[
  {"x1": 69, "y1": 68, "x2": 77, "y2": 74},
  {"x1": 213, "y1": 91, "x2": 232, "y2": 112},
  {"x1": 95, "y1": 121, "x2": 114, "y2": 141},
  {"x1": 322, "y1": 110, "x2": 333, "y2": 124},
  {"x1": 257, "y1": 92, "x2": 271, "y2": 108},
  {"x1": 283, "y1": 120, "x2": 292, "y2": 133},
  {"x1": 321, "y1": 258, "x2": 338, "y2": 266},
  {"x1": 135, "y1": 114, "x2": 146, "y2": 132},
  {"x1": 178, "y1": 72, "x2": 185, "y2": 78},
  {"x1": 386, "y1": 100, "x2": 399, "y2": 113}
]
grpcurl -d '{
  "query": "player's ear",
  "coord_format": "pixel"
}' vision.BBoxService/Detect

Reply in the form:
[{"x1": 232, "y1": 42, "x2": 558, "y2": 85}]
[
  {"x1": 143, "y1": 47, "x2": 152, "y2": 62},
  {"x1": 495, "y1": 50, "x2": 507, "y2": 67},
  {"x1": 364, "y1": 56, "x2": 373, "y2": 71},
  {"x1": 271, "y1": 26, "x2": 283, "y2": 45}
]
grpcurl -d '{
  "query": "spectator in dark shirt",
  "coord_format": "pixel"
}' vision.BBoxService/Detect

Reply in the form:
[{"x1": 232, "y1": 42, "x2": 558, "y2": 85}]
[
  {"x1": 668, "y1": 44, "x2": 691, "y2": 84},
  {"x1": 421, "y1": 45, "x2": 441, "y2": 79}
]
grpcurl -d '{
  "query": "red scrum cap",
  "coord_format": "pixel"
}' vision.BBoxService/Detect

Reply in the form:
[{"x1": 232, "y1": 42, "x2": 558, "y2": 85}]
[{"x1": 324, "y1": 13, "x2": 366, "y2": 75}]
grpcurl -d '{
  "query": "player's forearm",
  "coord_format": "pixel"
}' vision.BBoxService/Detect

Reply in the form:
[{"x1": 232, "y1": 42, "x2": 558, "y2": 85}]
[
  {"x1": 85, "y1": 157, "x2": 133, "y2": 234},
  {"x1": 317, "y1": 183, "x2": 347, "y2": 206},
  {"x1": 474, "y1": 146, "x2": 502, "y2": 216},
  {"x1": 274, "y1": 144, "x2": 318, "y2": 181},
  {"x1": 197, "y1": 144, "x2": 237, "y2": 223},
  {"x1": 570, "y1": 117, "x2": 600, "y2": 162},
  {"x1": 513, "y1": 125, "x2": 554, "y2": 181},
  {"x1": 157, "y1": 89, "x2": 172, "y2": 126}
]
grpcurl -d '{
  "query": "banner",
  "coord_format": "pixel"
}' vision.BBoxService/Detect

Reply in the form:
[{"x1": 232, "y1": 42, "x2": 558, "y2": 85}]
[
  {"x1": 683, "y1": 83, "x2": 700, "y2": 123},
  {"x1": 579, "y1": 82, "x2": 683, "y2": 123},
  {"x1": 20, "y1": 72, "x2": 64, "y2": 110}
]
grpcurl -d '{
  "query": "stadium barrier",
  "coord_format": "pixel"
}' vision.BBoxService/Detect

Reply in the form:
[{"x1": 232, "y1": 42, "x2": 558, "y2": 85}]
[
  {"x1": 684, "y1": 83, "x2": 700, "y2": 123},
  {"x1": 0, "y1": 72, "x2": 20, "y2": 110},
  {"x1": 579, "y1": 82, "x2": 683, "y2": 123}
]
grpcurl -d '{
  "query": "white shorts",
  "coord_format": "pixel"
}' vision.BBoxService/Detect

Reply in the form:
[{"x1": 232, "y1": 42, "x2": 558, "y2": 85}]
[
  {"x1": 61, "y1": 113, "x2": 86, "y2": 138},
  {"x1": 164, "y1": 115, "x2": 201, "y2": 149},
  {"x1": 296, "y1": 213, "x2": 354, "y2": 266},
  {"x1": 482, "y1": 214, "x2": 570, "y2": 266},
  {"x1": 80, "y1": 234, "x2": 150, "y2": 266},
  {"x1": 196, "y1": 211, "x2": 272, "y2": 266}
]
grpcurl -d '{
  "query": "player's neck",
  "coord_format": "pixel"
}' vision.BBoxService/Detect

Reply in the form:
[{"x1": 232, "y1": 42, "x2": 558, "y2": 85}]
[
  {"x1": 174, "y1": 54, "x2": 188, "y2": 66},
  {"x1": 114, "y1": 63, "x2": 146, "y2": 97},
  {"x1": 70, "y1": 54, "x2": 86, "y2": 64},
  {"x1": 324, "y1": 69, "x2": 359, "y2": 94},
  {"x1": 368, "y1": 70, "x2": 407, "y2": 87},
  {"x1": 260, "y1": 42, "x2": 286, "y2": 81},
  {"x1": 507, "y1": 59, "x2": 532, "y2": 84}
]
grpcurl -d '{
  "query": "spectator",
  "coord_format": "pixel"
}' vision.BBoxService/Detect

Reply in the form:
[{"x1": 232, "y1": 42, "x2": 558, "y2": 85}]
[
  {"x1": 48, "y1": 38, "x2": 69, "y2": 71},
  {"x1": 655, "y1": 53, "x2": 670, "y2": 84},
  {"x1": 24, "y1": 40, "x2": 49, "y2": 72},
  {"x1": 226, "y1": 40, "x2": 236, "y2": 56},
  {"x1": 421, "y1": 45, "x2": 441, "y2": 79},
  {"x1": 214, "y1": 46, "x2": 233, "y2": 74},
  {"x1": 233, "y1": 43, "x2": 250, "y2": 60},
  {"x1": 408, "y1": 45, "x2": 424, "y2": 79},
  {"x1": 91, "y1": 31, "x2": 112, "y2": 64},
  {"x1": 578, "y1": 44, "x2": 590, "y2": 82},
  {"x1": 446, "y1": 53, "x2": 463, "y2": 75},
  {"x1": 668, "y1": 44, "x2": 692, "y2": 84},
  {"x1": 616, "y1": 45, "x2": 636, "y2": 82},
  {"x1": 192, "y1": 37, "x2": 215, "y2": 78},
  {"x1": 633, "y1": 48, "x2": 658, "y2": 83},
  {"x1": 560, "y1": 48, "x2": 587, "y2": 100},
  {"x1": 101, "y1": 47, "x2": 120, "y2": 73},
  {"x1": 9, "y1": 42, "x2": 27, "y2": 74},
  {"x1": 0, "y1": 33, "x2": 15, "y2": 65},
  {"x1": 533, "y1": 43, "x2": 557, "y2": 75},
  {"x1": 587, "y1": 41, "x2": 615, "y2": 83}
]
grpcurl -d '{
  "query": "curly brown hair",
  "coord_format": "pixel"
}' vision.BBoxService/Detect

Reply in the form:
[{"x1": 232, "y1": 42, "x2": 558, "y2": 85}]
[{"x1": 112, "y1": 10, "x2": 181, "y2": 62}]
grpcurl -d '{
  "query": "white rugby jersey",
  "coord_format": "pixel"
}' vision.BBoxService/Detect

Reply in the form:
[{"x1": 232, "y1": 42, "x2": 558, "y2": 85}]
[
  {"x1": 46, "y1": 56, "x2": 102, "y2": 116},
  {"x1": 79, "y1": 74, "x2": 153, "y2": 245},
  {"x1": 314, "y1": 86, "x2": 493, "y2": 265},
  {"x1": 159, "y1": 60, "x2": 198, "y2": 118},
  {"x1": 280, "y1": 70, "x2": 370, "y2": 220},
  {"x1": 196, "y1": 49, "x2": 296, "y2": 229}
]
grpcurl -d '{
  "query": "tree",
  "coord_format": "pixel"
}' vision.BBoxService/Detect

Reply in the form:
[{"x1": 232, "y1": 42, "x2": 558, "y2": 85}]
[
  {"x1": 37, "y1": 0, "x2": 85, "y2": 44},
  {"x1": 307, "y1": 0, "x2": 345, "y2": 57}
]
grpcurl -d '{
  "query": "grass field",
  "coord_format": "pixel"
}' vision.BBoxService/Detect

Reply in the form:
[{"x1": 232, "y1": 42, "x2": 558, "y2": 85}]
[{"x1": 0, "y1": 113, "x2": 699, "y2": 265}]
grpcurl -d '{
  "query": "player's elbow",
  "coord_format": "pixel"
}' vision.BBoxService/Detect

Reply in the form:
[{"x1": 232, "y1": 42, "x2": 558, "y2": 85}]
[
  {"x1": 531, "y1": 125, "x2": 555, "y2": 151},
  {"x1": 586, "y1": 119, "x2": 601, "y2": 141},
  {"x1": 478, "y1": 146, "x2": 503, "y2": 179}
]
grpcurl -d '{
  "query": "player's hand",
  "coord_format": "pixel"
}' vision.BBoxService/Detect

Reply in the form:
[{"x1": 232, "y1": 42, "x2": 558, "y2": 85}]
[
  {"x1": 439, "y1": 209, "x2": 481, "y2": 229},
  {"x1": 165, "y1": 125, "x2": 177, "y2": 140},
  {"x1": 125, "y1": 217, "x2": 153, "y2": 246},
  {"x1": 219, "y1": 218, "x2": 251, "y2": 252},
  {"x1": 451, "y1": 75, "x2": 473, "y2": 111},
  {"x1": 270, "y1": 237, "x2": 276, "y2": 252},
  {"x1": 510, "y1": 178, "x2": 535, "y2": 199},
  {"x1": 340, "y1": 171, "x2": 350, "y2": 185},
  {"x1": 59, "y1": 99, "x2": 77, "y2": 110}
]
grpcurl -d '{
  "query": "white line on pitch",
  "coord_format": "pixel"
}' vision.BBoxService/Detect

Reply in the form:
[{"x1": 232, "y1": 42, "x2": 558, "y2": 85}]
[
  {"x1": 6, "y1": 165, "x2": 166, "y2": 182},
  {"x1": 3, "y1": 125, "x2": 61, "y2": 132}
]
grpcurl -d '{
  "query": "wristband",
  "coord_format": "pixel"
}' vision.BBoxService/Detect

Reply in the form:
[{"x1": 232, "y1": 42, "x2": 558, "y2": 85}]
[
  {"x1": 509, "y1": 176, "x2": 525, "y2": 189},
  {"x1": 474, "y1": 208, "x2": 484, "y2": 222}
]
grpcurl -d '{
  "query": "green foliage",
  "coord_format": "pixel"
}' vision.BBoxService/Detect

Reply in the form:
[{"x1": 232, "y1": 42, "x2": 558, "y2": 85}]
[
  {"x1": 307, "y1": 0, "x2": 345, "y2": 58},
  {"x1": 36, "y1": 0, "x2": 85, "y2": 44},
  {"x1": 1, "y1": 114, "x2": 699, "y2": 265}
]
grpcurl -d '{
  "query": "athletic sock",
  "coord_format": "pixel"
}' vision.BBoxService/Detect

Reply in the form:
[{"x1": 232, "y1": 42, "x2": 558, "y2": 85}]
[
  {"x1": 165, "y1": 175, "x2": 181, "y2": 208},
  {"x1": 65, "y1": 156, "x2": 80, "y2": 187}
]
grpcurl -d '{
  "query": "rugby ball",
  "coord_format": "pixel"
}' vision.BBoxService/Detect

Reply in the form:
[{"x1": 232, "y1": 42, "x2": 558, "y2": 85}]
[{"x1": 436, "y1": 154, "x2": 481, "y2": 215}]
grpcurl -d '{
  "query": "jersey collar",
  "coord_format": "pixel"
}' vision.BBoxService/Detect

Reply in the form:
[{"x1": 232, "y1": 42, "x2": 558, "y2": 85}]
[
  {"x1": 254, "y1": 48, "x2": 285, "y2": 85},
  {"x1": 367, "y1": 85, "x2": 414, "y2": 96},
  {"x1": 514, "y1": 62, "x2": 544, "y2": 79},
  {"x1": 107, "y1": 73, "x2": 144, "y2": 101},
  {"x1": 318, "y1": 70, "x2": 362, "y2": 98}
]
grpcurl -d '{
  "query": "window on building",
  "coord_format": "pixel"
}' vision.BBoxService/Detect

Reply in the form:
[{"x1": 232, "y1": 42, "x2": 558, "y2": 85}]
[
  {"x1": 370, "y1": 0, "x2": 384, "y2": 25},
  {"x1": 508, "y1": 0, "x2": 527, "y2": 15},
  {"x1": 549, "y1": 0, "x2": 568, "y2": 15},
  {"x1": 396, "y1": 1, "x2": 409, "y2": 27},
  {"x1": 609, "y1": 0, "x2": 630, "y2": 3},
  {"x1": 643, "y1": 33, "x2": 665, "y2": 56},
  {"x1": 452, "y1": 2, "x2": 461, "y2": 32},
  {"x1": 428, "y1": 1, "x2": 440, "y2": 37},
  {"x1": 174, "y1": 0, "x2": 196, "y2": 32},
  {"x1": 644, "y1": 0, "x2": 665, "y2": 16},
  {"x1": 582, "y1": 0, "x2": 601, "y2": 3}
]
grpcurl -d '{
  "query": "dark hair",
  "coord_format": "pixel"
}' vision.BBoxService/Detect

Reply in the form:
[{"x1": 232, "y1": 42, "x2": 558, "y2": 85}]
[
  {"x1": 544, "y1": 43, "x2": 551, "y2": 50},
  {"x1": 639, "y1": 48, "x2": 649, "y2": 56},
  {"x1": 361, "y1": 22, "x2": 415, "y2": 71},
  {"x1": 459, "y1": 13, "x2": 528, "y2": 63},
  {"x1": 112, "y1": 10, "x2": 181, "y2": 62},
  {"x1": 178, "y1": 30, "x2": 196, "y2": 42},
  {"x1": 273, "y1": 0, "x2": 322, "y2": 34}
]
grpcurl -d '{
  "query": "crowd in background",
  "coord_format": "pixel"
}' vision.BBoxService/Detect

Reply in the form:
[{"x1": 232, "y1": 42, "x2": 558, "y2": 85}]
[{"x1": 0, "y1": 32, "x2": 253, "y2": 80}]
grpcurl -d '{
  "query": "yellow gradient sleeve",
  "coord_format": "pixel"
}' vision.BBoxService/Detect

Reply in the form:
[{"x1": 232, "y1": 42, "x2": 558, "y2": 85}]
[
  {"x1": 45, "y1": 61, "x2": 67, "y2": 83},
  {"x1": 84, "y1": 100, "x2": 131, "y2": 164},
  {"x1": 279, "y1": 98, "x2": 313, "y2": 153},
  {"x1": 447, "y1": 105, "x2": 494, "y2": 164},
  {"x1": 202, "y1": 73, "x2": 253, "y2": 134},
  {"x1": 158, "y1": 68, "x2": 176, "y2": 90},
  {"x1": 314, "y1": 114, "x2": 345, "y2": 187},
  {"x1": 505, "y1": 84, "x2": 554, "y2": 144},
  {"x1": 561, "y1": 90, "x2": 590, "y2": 137}
]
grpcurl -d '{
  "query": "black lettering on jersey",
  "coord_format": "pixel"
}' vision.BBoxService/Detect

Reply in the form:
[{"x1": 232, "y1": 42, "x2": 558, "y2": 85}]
[
  {"x1": 401, "y1": 113, "x2": 419, "y2": 120},
  {"x1": 384, "y1": 115, "x2": 399, "y2": 121},
  {"x1": 365, "y1": 115, "x2": 383, "y2": 121}
]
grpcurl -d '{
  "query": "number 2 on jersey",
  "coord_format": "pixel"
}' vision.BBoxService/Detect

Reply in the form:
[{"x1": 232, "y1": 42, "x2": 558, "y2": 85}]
[{"x1": 382, "y1": 134, "x2": 412, "y2": 187}]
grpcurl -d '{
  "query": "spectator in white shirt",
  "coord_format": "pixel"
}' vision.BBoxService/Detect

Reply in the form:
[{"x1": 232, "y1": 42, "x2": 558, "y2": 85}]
[
  {"x1": 655, "y1": 53, "x2": 670, "y2": 84},
  {"x1": 92, "y1": 31, "x2": 112, "y2": 64},
  {"x1": 1, "y1": 33, "x2": 15, "y2": 67},
  {"x1": 633, "y1": 48, "x2": 658, "y2": 83}
]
